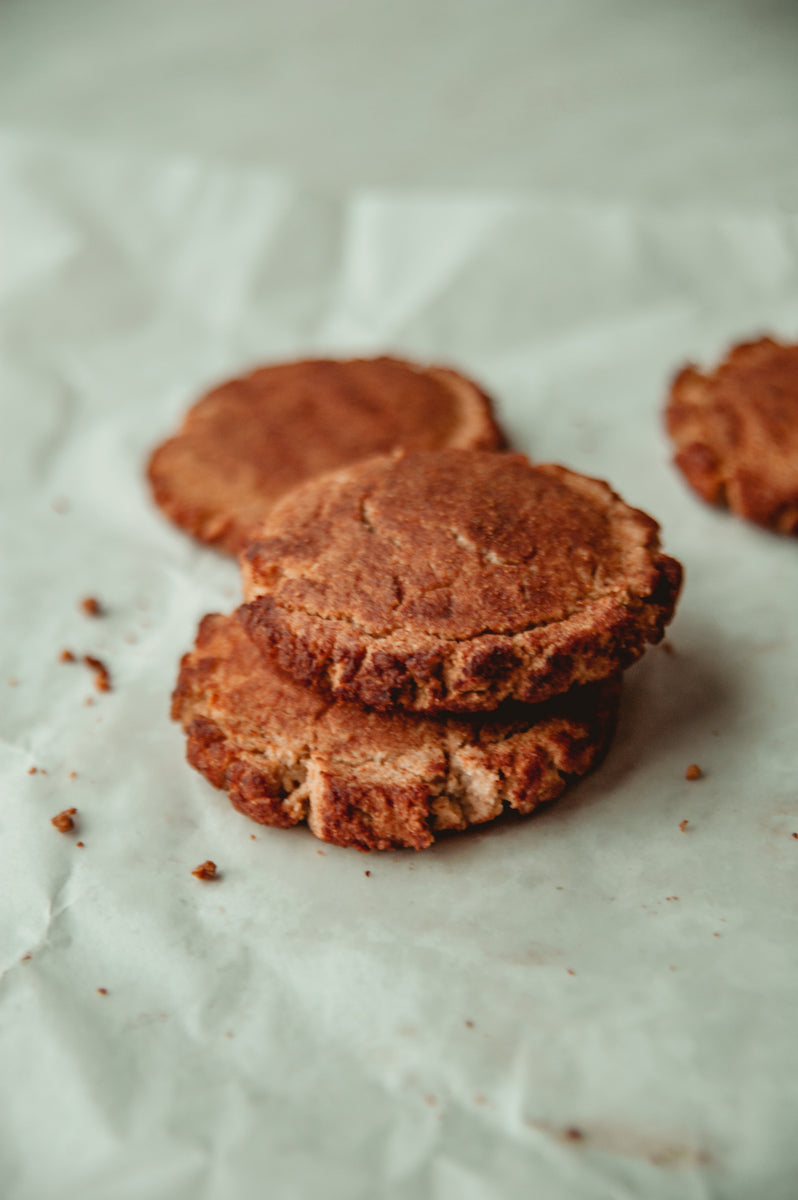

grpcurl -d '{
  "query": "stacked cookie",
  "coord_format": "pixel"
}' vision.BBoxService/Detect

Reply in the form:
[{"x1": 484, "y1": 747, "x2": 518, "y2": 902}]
[{"x1": 152, "y1": 358, "x2": 682, "y2": 851}]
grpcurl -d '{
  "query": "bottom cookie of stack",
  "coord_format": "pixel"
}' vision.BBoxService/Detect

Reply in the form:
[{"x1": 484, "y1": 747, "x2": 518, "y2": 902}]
[{"x1": 171, "y1": 612, "x2": 621, "y2": 852}]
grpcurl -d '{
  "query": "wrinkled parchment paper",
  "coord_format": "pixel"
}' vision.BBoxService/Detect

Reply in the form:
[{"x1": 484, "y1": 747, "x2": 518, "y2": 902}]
[{"x1": 2, "y1": 133, "x2": 798, "y2": 1200}]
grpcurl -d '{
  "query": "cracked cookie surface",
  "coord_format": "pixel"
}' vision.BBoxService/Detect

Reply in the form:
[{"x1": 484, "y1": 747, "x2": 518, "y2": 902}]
[
  {"x1": 172, "y1": 613, "x2": 621, "y2": 851},
  {"x1": 241, "y1": 449, "x2": 682, "y2": 712},
  {"x1": 666, "y1": 337, "x2": 798, "y2": 534},
  {"x1": 147, "y1": 356, "x2": 506, "y2": 555}
]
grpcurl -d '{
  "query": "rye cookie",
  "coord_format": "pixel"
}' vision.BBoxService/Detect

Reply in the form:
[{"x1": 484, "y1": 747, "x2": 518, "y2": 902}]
[
  {"x1": 666, "y1": 336, "x2": 798, "y2": 534},
  {"x1": 240, "y1": 450, "x2": 682, "y2": 713},
  {"x1": 172, "y1": 613, "x2": 622, "y2": 851},
  {"x1": 148, "y1": 356, "x2": 505, "y2": 555}
]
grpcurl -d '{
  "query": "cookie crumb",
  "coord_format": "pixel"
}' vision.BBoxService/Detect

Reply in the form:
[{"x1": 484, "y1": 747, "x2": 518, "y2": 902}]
[
  {"x1": 51, "y1": 808, "x2": 77, "y2": 833},
  {"x1": 679, "y1": 819, "x2": 689, "y2": 832},
  {"x1": 69, "y1": 771, "x2": 77, "y2": 779},
  {"x1": 80, "y1": 597, "x2": 103, "y2": 617},
  {"x1": 192, "y1": 860, "x2": 217, "y2": 881},
  {"x1": 28, "y1": 766, "x2": 37, "y2": 775},
  {"x1": 84, "y1": 655, "x2": 111, "y2": 692},
  {"x1": 85, "y1": 696, "x2": 95, "y2": 706},
  {"x1": 666, "y1": 896, "x2": 680, "y2": 902},
  {"x1": 76, "y1": 841, "x2": 84, "y2": 848},
  {"x1": 566, "y1": 968, "x2": 576, "y2": 976},
  {"x1": 59, "y1": 649, "x2": 75, "y2": 663},
  {"x1": 564, "y1": 1127, "x2": 584, "y2": 1142},
  {"x1": 465, "y1": 1019, "x2": 475, "y2": 1029},
  {"x1": 20, "y1": 954, "x2": 31, "y2": 963},
  {"x1": 792, "y1": 833, "x2": 798, "y2": 840},
  {"x1": 364, "y1": 870, "x2": 371, "y2": 877},
  {"x1": 685, "y1": 764, "x2": 702, "y2": 781},
  {"x1": 96, "y1": 987, "x2": 107, "y2": 996}
]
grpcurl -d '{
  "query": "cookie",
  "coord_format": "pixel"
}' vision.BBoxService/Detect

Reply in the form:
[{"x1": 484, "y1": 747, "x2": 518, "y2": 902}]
[
  {"x1": 240, "y1": 449, "x2": 682, "y2": 713},
  {"x1": 172, "y1": 613, "x2": 622, "y2": 851},
  {"x1": 666, "y1": 337, "x2": 798, "y2": 534},
  {"x1": 148, "y1": 356, "x2": 506, "y2": 555}
]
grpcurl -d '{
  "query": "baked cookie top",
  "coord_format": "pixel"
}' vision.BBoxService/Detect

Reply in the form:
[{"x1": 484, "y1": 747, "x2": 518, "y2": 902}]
[
  {"x1": 172, "y1": 613, "x2": 621, "y2": 851},
  {"x1": 147, "y1": 356, "x2": 506, "y2": 555},
  {"x1": 240, "y1": 450, "x2": 682, "y2": 712},
  {"x1": 666, "y1": 336, "x2": 798, "y2": 534}
]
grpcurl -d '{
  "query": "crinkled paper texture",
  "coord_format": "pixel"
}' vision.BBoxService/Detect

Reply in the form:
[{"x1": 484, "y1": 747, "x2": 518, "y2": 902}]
[{"x1": 2, "y1": 133, "x2": 798, "y2": 1200}]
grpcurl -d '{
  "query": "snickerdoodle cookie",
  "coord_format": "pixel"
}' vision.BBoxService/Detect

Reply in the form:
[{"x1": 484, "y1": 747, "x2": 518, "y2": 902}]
[
  {"x1": 240, "y1": 450, "x2": 682, "y2": 713},
  {"x1": 148, "y1": 357, "x2": 506, "y2": 555},
  {"x1": 172, "y1": 613, "x2": 621, "y2": 851},
  {"x1": 666, "y1": 337, "x2": 798, "y2": 534}
]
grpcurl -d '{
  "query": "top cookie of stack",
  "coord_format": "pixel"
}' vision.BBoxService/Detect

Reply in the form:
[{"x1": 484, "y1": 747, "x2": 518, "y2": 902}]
[{"x1": 239, "y1": 449, "x2": 682, "y2": 713}]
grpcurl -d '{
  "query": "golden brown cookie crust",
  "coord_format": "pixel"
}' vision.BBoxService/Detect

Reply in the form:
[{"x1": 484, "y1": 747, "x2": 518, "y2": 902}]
[
  {"x1": 148, "y1": 356, "x2": 506, "y2": 555},
  {"x1": 172, "y1": 613, "x2": 621, "y2": 851},
  {"x1": 240, "y1": 450, "x2": 681, "y2": 713},
  {"x1": 666, "y1": 337, "x2": 798, "y2": 534}
]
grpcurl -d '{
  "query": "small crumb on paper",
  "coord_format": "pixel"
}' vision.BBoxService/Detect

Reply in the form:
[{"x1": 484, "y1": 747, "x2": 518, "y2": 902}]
[
  {"x1": 84, "y1": 655, "x2": 111, "y2": 692},
  {"x1": 564, "y1": 1127, "x2": 584, "y2": 1142},
  {"x1": 80, "y1": 597, "x2": 103, "y2": 617},
  {"x1": 59, "y1": 649, "x2": 75, "y2": 663},
  {"x1": 685, "y1": 764, "x2": 702, "y2": 781},
  {"x1": 96, "y1": 987, "x2": 108, "y2": 996},
  {"x1": 51, "y1": 808, "x2": 77, "y2": 833},
  {"x1": 192, "y1": 860, "x2": 217, "y2": 881},
  {"x1": 679, "y1": 819, "x2": 689, "y2": 832}
]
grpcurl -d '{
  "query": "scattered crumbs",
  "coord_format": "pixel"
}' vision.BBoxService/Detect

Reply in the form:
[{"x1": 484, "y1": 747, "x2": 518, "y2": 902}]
[
  {"x1": 364, "y1": 870, "x2": 371, "y2": 878},
  {"x1": 424, "y1": 1095, "x2": 437, "y2": 1108},
  {"x1": 84, "y1": 655, "x2": 111, "y2": 692},
  {"x1": 51, "y1": 497, "x2": 69, "y2": 514},
  {"x1": 250, "y1": 834, "x2": 256, "y2": 840},
  {"x1": 566, "y1": 968, "x2": 576, "y2": 976},
  {"x1": 679, "y1": 819, "x2": 689, "y2": 833},
  {"x1": 76, "y1": 841, "x2": 85, "y2": 848},
  {"x1": 474, "y1": 1094, "x2": 486, "y2": 1106},
  {"x1": 28, "y1": 766, "x2": 37, "y2": 775},
  {"x1": 51, "y1": 807, "x2": 77, "y2": 833},
  {"x1": 69, "y1": 771, "x2": 77, "y2": 780},
  {"x1": 59, "y1": 649, "x2": 75, "y2": 663},
  {"x1": 96, "y1": 987, "x2": 108, "y2": 996},
  {"x1": 666, "y1": 896, "x2": 680, "y2": 902},
  {"x1": 80, "y1": 597, "x2": 103, "y2": 617},
  {"x1": 465, "y1": 1020, "x2": 475, "y2": 1029},
  {"x1": 20, "y1": 954, "x2": 31, "y2": 963},
  {"x1": 564, "y1": 1127, "x2": 584, "y2": 1142},
  {"x1": 191, "y1": 860, "x2": 217, "y2": 881},
  {"x1": 85, "y1": 696, "x2": 95, "y2": 706},
  {"x1": 685, "y1": 764, "x2": 703, "y2": 782}
]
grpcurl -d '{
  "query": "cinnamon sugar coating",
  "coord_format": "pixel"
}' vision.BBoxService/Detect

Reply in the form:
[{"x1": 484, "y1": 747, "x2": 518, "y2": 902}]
[{"x1": 241, "y1": 450, "x2": 681, "y2": 713}]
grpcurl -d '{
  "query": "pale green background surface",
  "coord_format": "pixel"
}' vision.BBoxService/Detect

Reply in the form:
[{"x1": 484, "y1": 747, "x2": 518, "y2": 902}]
[{"x1": 1, "y1": 5, "x2": 797, "y2": 1198}]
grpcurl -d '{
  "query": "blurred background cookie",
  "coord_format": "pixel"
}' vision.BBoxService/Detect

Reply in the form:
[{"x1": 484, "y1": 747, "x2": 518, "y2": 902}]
[
  {"x1": 666, "y1": 337, "x2": 798, "y2": 535},
  {"x1": 148, "y1": 356, "x2": 506, "y2": 554},
  {"x1": 172, "y1": 613, "x2": 622, "y2": 851}
]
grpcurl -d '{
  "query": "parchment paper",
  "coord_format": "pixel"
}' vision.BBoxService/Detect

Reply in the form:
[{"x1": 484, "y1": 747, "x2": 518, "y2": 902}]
[{"x1": 2, "y1": 132, "x2": 798, "y2": 1200}]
